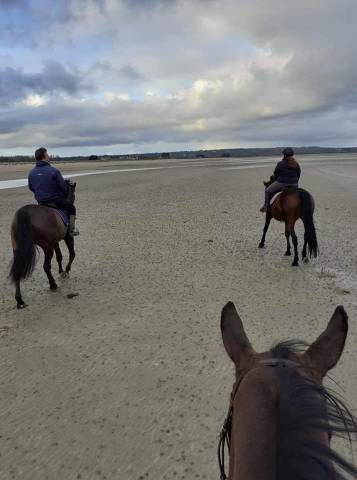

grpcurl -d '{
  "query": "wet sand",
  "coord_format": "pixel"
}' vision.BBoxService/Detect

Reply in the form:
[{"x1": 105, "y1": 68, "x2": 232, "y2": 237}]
[{"x1": 0, "y1": 155, "x2": 356, "y2": 479}]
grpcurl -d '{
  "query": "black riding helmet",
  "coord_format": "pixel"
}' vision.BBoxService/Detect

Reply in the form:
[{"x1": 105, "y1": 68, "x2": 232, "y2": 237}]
[{"x1": 282, "y1": 147, "x2": 294, "y2": 157}]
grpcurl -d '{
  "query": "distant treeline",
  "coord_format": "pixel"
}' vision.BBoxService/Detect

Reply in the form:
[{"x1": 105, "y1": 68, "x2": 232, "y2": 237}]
[{"x1": 1, "y1": 146, "x2": 357, "y2": 163}]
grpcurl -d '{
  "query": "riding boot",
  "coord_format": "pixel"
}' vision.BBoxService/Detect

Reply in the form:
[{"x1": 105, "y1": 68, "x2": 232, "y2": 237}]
[
  {"x1": 69, "y1": 215, "x2": 79, "y2": 236},
  {"x1": 260, "y1": 191, "x2": 269, "y2": 212}
]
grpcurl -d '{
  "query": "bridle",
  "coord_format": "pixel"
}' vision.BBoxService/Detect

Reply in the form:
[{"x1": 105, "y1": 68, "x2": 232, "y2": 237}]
[
  {"x1": 218, "y1": 372, "x2": 244, "y2": 480},
  {"x1": 218, "y1": 359, "x2": 298, "y2": 480}
]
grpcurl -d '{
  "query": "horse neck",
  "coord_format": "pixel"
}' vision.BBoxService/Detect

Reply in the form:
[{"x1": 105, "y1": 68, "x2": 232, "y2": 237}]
[
  {"x1": 229, "y1": 376, "x2": 278, "y2": 480},
  {"x1": 66, "y1": 189, "x2": 74, "y2": 204}
]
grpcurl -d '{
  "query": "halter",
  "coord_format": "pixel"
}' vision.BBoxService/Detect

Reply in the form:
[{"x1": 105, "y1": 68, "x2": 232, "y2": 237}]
[{"x1": 218, "y1": 359, "x2": 297, "y2": 480}]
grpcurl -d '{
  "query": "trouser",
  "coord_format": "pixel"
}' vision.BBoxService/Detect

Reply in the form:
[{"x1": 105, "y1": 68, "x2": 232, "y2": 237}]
[
  {"x1": 264, "y1": 181, "x2": 298, "y2": 207},
  {"x1": 39, "y1": 200, "x2": 77, "y2": 235},
  {"x1": 54, "y1": 201, "x2": 78, "y2": 235},
  {"x1": 39, "y1": 200, "x2": 76, "y2": 216}
]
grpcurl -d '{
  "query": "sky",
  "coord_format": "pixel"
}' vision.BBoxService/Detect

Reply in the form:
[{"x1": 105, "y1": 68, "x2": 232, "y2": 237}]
[{"x1": 1, "y1": 0, "x2": 357, "y2": 156}]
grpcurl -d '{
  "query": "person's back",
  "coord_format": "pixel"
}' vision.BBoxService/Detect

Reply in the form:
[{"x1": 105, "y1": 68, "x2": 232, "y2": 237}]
[
  {"x1": 28, "y1": 160, "x2": 67, "y2": 204},
  {"x1": 274, "y1": 156, "x2": 301, "y2": 185}
]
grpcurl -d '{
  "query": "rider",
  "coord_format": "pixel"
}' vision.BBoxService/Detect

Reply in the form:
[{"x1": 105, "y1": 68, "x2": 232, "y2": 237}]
[
  {"x1": 28, "y1": 147, "x2": 79, "y2": 236},
  {"x1": 260, "y1": 147, "x2": 301, "y2": 212}
]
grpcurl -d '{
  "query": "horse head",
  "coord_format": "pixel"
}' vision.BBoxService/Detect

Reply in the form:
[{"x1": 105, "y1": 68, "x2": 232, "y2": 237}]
[
  {"x1": 219, "y1": 302, "x2": 356, "y2": 480},
  {"x1": 65, "y1": 179, "x2": 76, "y2": 204}
]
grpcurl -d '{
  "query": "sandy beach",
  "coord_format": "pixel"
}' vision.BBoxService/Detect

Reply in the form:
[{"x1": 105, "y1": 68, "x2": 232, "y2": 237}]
[{"x1": 0, "y1": 155, "x2": 356, "y2": 479}]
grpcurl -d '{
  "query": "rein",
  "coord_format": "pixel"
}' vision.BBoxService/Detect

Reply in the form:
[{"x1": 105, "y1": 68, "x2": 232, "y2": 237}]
[
  {"x1": 218, "y1": 359, "x2": 297, "y2": 479},
  {"x1": 218, "y1": 377, "x2": 243, "y2": 480}
]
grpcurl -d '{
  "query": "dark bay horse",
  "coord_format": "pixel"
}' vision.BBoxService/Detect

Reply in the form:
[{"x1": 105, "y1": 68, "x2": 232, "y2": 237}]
[
  {"x1": 9, "y1": 180, "x2": 76, "y2": 309},
  {"x1": 258, "y1": 177, "x2": 318, "y2": 266},
  {"x1": 219, "y1": 302, "x2": 357, "y2": 480}
]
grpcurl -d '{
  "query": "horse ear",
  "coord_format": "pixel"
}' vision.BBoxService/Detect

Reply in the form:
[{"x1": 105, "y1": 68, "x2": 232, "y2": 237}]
[
  {"x1": 303, "y1": 306, "x2": 348, "y2": 377},
  {"x1": 221, "y1": 302, "x2": 255, "y2": 366}
]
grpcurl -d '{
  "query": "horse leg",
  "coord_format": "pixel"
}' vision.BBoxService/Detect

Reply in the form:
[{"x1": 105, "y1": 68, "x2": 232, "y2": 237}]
[
  {"x1": 43, "y1": 247, "x2": 57, "y2": 290},
  {"x1": 64, "y1": 234, "x2": 76, "y2": 273},
  {"x1": 302, "y1": 232, "x2": 309, "y2": 263},
  {"x1": 288, "y1": 222, "x2": 299, "y2": 267},
  {"x1": 284, "y1": 224, "x2": 291, "y2": 256},
  {"x1": 259, "y1": 212, "x2": 272, "y2": 248},
  {"x1": 54, "y1": 243, "x2": 64, "y2": 274},
  {"x1": 15, "y1": 280, "x2": 27, "y2": 309}
]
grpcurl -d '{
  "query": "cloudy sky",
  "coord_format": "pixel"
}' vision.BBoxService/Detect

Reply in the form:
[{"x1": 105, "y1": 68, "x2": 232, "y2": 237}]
[{"x1": 1, "y1": 0, "x2": 357, "y2": 156}]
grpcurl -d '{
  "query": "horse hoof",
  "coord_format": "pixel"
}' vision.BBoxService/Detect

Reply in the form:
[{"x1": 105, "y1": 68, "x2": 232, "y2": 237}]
[
  {"x1": 50, "y1": 284, "x2": 58, "y2": 291},
  {"x1": 303, "y1": 257, "x2": 309, "y2": 264},
  {"x1": 258, "y1": 243, "x2": 265, "y2": 249},
  {"x1": 292, "y1": 262, "x2": 299, "y2": 267},
  {"x1": 61, "y1": 271, "x2": 69, "y2": 279},
  {"x1": 17, "y1": 303, "x2": 28, "y2": 310},
  {"x1": 285, "y1": 251, "x2": 291, "y2": 256}
]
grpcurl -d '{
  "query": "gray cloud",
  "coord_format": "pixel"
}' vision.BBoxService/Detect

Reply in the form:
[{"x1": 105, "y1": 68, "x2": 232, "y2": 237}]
[
  {"x1": 0, "y1": 61, "x2": 90, "y2": 106},
  {"x1": 2, "y1": 89, "x2": 357, "y2": 154},
  {"x1": 93, "y1": 61, "x2": 144, "y2": 81},
  {"x1": 0, "y1": 0, "x2": 26, "y2": 5},
  {"x1": 122, "y1": 0, "x2": 177, "y2": 7},
  {"x1": 118, "y1": 65, "x2": 144, "y2": 80}
]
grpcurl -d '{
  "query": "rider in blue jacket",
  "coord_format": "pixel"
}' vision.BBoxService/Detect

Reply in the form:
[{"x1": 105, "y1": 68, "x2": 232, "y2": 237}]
[
  {"x1": 260, "y1": 147, "x2": 301, "y2": 212},
  {"x1": 28, "y1": 147, "x2": 79, "y2": 236}
]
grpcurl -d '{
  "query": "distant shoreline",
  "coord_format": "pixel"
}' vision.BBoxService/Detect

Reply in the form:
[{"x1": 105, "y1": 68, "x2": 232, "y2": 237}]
[{"x1": 1, "y1": 147, "x2": 357, "y2": 165}]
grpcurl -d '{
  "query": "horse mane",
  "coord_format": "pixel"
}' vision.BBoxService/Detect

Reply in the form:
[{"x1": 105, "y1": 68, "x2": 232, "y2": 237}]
[{"x1": 270, "y1": 341, "x2": 357, "y2": 480}]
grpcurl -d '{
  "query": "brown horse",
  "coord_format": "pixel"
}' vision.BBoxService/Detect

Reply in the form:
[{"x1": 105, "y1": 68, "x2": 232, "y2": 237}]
[
  {"x1": 9, "y1": 180, "x2": 76, "y2": 309},
  {"x1": 219, "y1": 302, "x2": 357, "y2": 480},
  {"x1": 258, "y1": 177, "x2": 318, "y2": 266}
]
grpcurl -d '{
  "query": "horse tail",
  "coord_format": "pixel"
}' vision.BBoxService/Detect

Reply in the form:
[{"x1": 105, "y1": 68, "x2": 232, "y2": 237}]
[
  {"x1": 9, "y1": 208, "x2": 37, "y2": 284},
  {"x1": 298, "y1": 189, "x2": 319, "y2": 258}
]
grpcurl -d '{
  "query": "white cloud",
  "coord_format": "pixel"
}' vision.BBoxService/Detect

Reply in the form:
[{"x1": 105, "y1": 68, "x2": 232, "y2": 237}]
[
  {"x1": 103, "y1": 92, "x2": 131, "y2": 102},
  {"x1": 22, "y1": 94, "x2": 48, "y2": 107}
]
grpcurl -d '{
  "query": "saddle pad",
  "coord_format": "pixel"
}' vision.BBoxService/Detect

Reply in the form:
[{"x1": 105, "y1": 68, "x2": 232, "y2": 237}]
[
  {"x1": 270, "y1": 191, "x2": 282, "y2": 205},
  {"x1": 40, "y1": 203, "x2": 70, "y2": 226},
  {"x1": 55, "y1": 209, "x2": 69, "y2": 226}
]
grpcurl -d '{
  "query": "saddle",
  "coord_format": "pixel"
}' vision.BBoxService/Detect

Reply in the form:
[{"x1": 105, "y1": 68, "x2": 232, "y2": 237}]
[
  {"x1": 269, "y1": 186, "x2": 299, "y2": 206},
  {"x1": 39, "y1": 201, "x2": 58, "y2": 209},
  {"x1": 38, "y1": 202, "x2": 69, "y2": 226}
]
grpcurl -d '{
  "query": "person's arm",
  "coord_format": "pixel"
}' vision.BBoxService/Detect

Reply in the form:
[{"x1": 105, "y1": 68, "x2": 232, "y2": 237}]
[
  {"x1": 273, "y1": 162, "x2": 280, "y2": 179},
  {"x1": 28, "y1": 174, "x2": 33, "y2": 192},
  {"x1": 54, "y1": 169, "x2": 68, "y2": 195},
  {"x1": 296, "y1": 163, "x2": 301, "y2": 179}
]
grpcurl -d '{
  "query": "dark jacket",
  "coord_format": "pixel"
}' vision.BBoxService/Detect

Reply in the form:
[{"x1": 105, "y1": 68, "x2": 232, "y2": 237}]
[
  {"x1": 28, "y1": 160, "x2": 68, "y2": 203},
  {"x1": 273, "y1": 158, "x2": 301, "y2": 184}
]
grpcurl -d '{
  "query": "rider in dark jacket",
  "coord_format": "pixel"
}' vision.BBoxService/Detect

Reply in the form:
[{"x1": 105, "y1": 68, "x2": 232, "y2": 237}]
[
  {"x1": 28, "y1": 147, "x2": 79, "y2": 236},
  {"x1": 260, "y1": 147, "x2": 301, "y2": 212}
]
